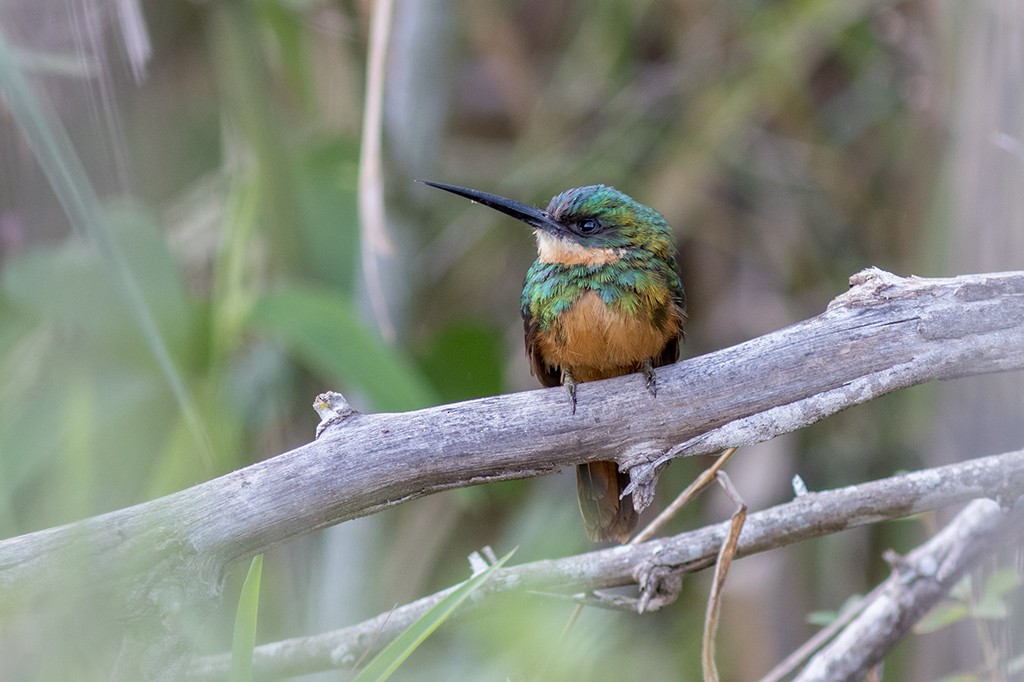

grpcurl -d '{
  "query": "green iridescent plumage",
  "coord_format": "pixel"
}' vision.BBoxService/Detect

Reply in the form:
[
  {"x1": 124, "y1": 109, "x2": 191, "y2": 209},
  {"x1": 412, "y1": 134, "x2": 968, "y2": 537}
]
[
  {"x1": 422, "y1": 180, "x2": 686, "y2": 543},
  {"x1": 522, "y1": 258, "x2": 684, "y2": 328},
  {"x1": 521, "y1": 185, "x2": 686, "y2": 333}
]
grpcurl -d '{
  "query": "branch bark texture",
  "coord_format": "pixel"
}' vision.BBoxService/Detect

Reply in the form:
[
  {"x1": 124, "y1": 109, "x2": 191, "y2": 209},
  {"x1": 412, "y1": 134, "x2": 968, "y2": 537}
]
[
  {"x1": 794, "y1": 497, "x2": 1024, "y2": 682},
  {"x1": 187, "y1": 450, "x2": 1024, "y2": 680},
  {"x1": 1, "y1": 268, "x2": 1022, "y2": 627}
]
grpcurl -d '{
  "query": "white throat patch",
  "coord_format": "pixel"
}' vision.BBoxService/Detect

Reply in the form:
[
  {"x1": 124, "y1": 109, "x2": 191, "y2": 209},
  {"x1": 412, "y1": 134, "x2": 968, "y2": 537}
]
[{"x1": 535, "y1": 231, "x2": 622, "y2": 266}]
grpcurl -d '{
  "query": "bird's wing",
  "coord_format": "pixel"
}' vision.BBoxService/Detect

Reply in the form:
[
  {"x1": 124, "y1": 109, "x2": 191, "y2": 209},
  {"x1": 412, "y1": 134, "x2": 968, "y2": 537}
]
[
  {"x1": 657, "y1": 332, "x2": 681, "y2": 368},
  {"x1": 523, "y1": 314, "x2": 562, "y2": 388},
  {"x1": 655, "y1": 268, "x2": 687, "y2": 368}
]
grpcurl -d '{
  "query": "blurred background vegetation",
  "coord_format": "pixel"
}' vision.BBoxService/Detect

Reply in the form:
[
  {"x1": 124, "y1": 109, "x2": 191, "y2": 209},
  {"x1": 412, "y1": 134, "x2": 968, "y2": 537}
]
[{"x1": 0, "y1": 0, "x2": 1021, "y2": 680}]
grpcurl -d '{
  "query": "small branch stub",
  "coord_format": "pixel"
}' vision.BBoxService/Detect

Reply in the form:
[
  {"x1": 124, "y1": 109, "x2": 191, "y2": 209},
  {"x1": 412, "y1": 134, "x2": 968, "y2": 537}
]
[
  {"x1": 0, "y1": 268, "x2": 1022, "y2": 681},
  {"x1": 314, "y1": 391, "x2": 358, "y2": 439}
]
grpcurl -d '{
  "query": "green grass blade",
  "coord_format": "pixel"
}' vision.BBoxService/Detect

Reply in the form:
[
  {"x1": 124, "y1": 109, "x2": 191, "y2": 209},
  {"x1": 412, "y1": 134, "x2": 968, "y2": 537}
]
[
  {"x1": 0, "y1": 28, "x2": 212, "y2": 466},
  {"x1": 353, "y1": 549, "x2": 515, "y2": 682},
  {"x1": 229, "y1": 554, "x2": 264, "y2": 682}
]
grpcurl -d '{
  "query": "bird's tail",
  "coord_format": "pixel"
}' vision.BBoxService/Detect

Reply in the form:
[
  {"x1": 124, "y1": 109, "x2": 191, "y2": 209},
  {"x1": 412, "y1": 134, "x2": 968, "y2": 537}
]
[{"x1": 576, "y1": 461, "x2": 638, "y2": 543}]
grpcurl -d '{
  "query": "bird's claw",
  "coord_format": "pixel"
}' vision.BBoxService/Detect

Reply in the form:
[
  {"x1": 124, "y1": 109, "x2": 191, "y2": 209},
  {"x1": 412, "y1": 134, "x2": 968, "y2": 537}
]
[
  {"x1": 642, "y1": 359, "x2": 657, "y2": 397},
  {"x1": 563, "y1": 370, "x2": 578, "y2": 415}
]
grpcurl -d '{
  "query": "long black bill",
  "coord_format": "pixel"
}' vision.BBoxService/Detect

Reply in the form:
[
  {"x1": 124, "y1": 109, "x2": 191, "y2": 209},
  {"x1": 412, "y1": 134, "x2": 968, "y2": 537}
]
[{"x1": 419, "y1": 180, "x2": 565, "y2": 235}]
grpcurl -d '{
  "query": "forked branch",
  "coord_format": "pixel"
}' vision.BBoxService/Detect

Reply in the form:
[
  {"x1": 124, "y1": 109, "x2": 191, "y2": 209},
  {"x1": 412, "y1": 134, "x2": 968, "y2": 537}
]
[
  {"x1": 187, "y1": 450, "x2": 1024, "y2": 680},
  {"x1": 0, "y1": 268, "x2": 1021, "y2": 675}
]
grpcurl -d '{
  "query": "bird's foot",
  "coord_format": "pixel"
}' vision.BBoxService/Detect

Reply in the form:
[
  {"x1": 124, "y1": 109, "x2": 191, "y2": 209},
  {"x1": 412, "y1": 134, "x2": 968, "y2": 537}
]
[
  {"x1": 642, "y1": 359, "x2": 657, "y2": 397},
  {"x1": 562, "y1": 370, "x2": 578, "y2": 415}
]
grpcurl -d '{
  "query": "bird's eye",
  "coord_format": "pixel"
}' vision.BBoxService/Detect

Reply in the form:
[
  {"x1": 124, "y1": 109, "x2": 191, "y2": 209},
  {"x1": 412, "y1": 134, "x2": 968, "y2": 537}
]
[{"x1": 578, "y1": 218, "x2": 601, "y2": 234}]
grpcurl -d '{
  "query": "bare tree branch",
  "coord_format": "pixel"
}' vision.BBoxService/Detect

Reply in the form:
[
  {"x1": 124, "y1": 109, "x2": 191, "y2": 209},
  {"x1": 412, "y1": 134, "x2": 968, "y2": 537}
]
[
  {"x1": 186, "y1": 449, "x2": 1024, "y2": 680},
  {"x1": 792, "y1": 497, "x2": 1024, "y2": 682},
  {"x1": 0, "y1": 268, "x2": 1022, "y2": 651}
]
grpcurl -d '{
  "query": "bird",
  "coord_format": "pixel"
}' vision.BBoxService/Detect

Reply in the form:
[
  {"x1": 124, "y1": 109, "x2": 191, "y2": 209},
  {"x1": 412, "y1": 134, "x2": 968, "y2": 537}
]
[{"x1": 422, "y1": 181, "x2": 686, "y2": 543}]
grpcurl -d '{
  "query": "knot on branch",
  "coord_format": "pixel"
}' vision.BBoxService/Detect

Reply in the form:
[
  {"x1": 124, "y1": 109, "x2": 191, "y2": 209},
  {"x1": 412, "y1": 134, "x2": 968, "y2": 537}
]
[
  {"x1": 624, "y1": 461, "x2": 663, "y2": 514},
  {"x1": 584, "y1": 561, "x2": 684, "y2": 613},
  {"x1": 634, "y1": 561, "x2": 684, "y2": 613},
  {"x1": 314, "y1": 392, "x2": 359, "y2": 439},
  {"x1": 828, "y1": 267, "x2": 904, "y2": 310}
]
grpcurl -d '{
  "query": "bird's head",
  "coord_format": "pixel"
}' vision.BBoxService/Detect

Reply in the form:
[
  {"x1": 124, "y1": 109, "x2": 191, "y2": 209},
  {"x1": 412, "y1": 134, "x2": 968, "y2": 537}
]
[{"x1": 421, "y1": 181, "x2": 675, "y2": 266}]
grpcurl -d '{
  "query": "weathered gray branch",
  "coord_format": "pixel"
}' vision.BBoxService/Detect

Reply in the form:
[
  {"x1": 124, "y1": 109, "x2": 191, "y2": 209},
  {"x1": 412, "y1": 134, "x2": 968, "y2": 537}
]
[
  {"x1": 187, "y1": 450, "x2": 1024, "y2": 680},
  {"x1": 1, "y1": 268, "x2": 1023, "y2": 637},
  {"x1": 793, "y1": 497, "x2": 1024, "y2": 682}
]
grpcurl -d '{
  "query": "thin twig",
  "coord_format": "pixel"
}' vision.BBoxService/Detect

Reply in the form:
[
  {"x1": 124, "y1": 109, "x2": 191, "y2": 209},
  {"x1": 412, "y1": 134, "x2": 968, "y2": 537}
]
[
  {"x1": 531, "y1": 603, "x2": 584, "y2": 681},
  {"x1": 702, "y1": 472, "x2": 747, "y2": 682},
  {"x1": 543, "y1": 446, "x2": 740, "y2": 670},
  {"x1": 358, "y1": 0, "x2": 397, "y2": 341},
  {"x1": 186, "y1": 450, "x2": 1024, "y2": 680},
  {"x1": 631, "y1": 447, "x2": 740, "y2": 545},
  {"x1": 758, "y1": 583, "x2": 882, "y2": 682},
  {"x1": 345, "y1": 603, "x2": 398, "y2": 680},
  {"x1": 793, "y1": 498, "x2": 1024, "y2": 682},
  {"x1": 4, "y1": 269, "x2": 1023, "y2": 622},
  {"x1": 628, "y1": 447, "x2": 742, "y2": 680},
  {"x1": 0, "y1": 269, "x2": 1020, "y2": 679}
]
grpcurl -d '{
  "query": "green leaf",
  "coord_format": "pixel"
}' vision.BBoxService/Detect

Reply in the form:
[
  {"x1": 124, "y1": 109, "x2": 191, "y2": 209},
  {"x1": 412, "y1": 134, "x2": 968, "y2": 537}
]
[
  {"x1": 805, "y1": 594, "x2": 863, "y2": 626},
  {"x1": 416, "y1": 322, "x2": 505, "y2": 402},
  {"x1": 293, "y1": 139, "x2": 361, "y2": 290},
  {"x1": 950, "y1": 575, "x2": 973, "y2": 601},
  {"x1": 933, "y1": 673, "x2": 979, "y2": 682},
  {"x1": 915, "y1": 601, "x2": 970, "y2": 634},
  {"x1": 980, "y1": 567, "x2": 1022, "y2": 601},
  {"x1": 230, "y1": 554, "x2": 264, "y2": 682},
  {"x1": 255, "y1": 0, "x2": 315, "y2": 110},
  {"x1": 805, "y1": 609, "x2": 839, "y2": 627},
  {"x1": 970, "y1": 596, "x2": 1007, "y2": 620},
  {"x1": 249, "y1": 285, "x2": 436, "y2": 411},
  {"x1": 954, "y1": 569, "x2": 1019, "y2": 621},
  {"x1": 353, "y1": 549, "x2": 515, "y2": 682}
]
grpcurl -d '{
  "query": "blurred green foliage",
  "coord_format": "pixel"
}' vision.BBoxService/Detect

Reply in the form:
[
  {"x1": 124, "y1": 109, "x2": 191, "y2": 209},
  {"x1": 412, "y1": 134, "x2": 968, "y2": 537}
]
[
  {"x1": 0, "y1": 0, "x2": 1019, "y2": 680},
  {"x1": 354, "y1": 548, "x2": 513, "y2": 682}
]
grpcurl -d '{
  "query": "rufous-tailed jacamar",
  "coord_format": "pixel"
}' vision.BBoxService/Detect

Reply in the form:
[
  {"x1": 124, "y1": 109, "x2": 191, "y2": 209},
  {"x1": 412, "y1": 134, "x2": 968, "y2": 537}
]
[{"x1": 423, "y1": 181, "x2": 686, "y2": 543}]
